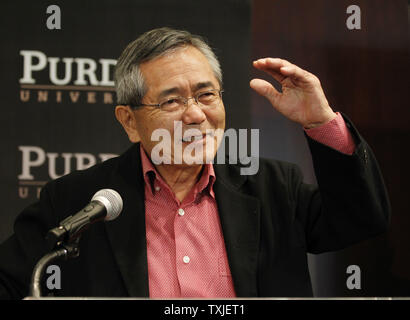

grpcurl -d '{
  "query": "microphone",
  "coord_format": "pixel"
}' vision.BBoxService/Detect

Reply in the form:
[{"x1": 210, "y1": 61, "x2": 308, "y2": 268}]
[{"x1": 46, "y1": 189, "x2": 123, "y2": 247}]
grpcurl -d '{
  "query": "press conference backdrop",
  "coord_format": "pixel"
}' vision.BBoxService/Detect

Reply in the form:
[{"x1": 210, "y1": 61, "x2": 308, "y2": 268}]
[
  {"x1": 1, "y1": 0, "x2": 409, "y2": 297},
  {"x1": 0, "y1": 0, "x2": 251, "y2": 238}
]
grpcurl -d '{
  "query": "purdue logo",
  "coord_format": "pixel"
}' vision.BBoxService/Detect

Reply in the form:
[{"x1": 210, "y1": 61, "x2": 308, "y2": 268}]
[
  {"x1": 19, "y1": 50, "x2": 117, "y2": 104},
  {"x1": 17, "y1": 145, "x2": 118, "y2": 199}
]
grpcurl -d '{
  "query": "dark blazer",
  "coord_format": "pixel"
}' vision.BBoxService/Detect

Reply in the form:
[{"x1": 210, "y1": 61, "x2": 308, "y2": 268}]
[{"x1": 0, "y1": 116, "x2": 390, "y2": 299}]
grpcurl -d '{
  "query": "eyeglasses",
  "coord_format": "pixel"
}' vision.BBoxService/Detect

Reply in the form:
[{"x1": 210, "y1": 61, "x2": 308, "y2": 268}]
[{"x1": 130, "y1": 89, "x2": 224, "y2": 112}]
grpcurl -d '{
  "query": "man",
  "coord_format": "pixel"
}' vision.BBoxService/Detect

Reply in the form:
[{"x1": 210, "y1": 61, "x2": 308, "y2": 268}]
[{"x1": 0, "y1": 28, "x2": 390, "y2": 298}]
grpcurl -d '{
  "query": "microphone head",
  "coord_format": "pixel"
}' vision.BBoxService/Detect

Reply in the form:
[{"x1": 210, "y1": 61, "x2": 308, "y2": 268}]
[{"x1": 91, "y1": 189, "x2": 123, "y2": 221}]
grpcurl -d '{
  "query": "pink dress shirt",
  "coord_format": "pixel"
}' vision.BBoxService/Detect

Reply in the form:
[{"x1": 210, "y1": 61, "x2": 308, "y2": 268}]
[
  {"x1": 141, "y1": 148, "x2": 236, "y2": 297},
  {"x1": 142, "y1": 111, "x2": 355, "y2": 298},
  {"x1": 304, "y1": 112, "x2": 355, "y2": 155}
]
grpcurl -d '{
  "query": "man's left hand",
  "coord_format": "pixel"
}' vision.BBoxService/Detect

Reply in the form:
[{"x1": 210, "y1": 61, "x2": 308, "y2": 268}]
[{"x1": 250, "y1": 58, "x2": 336, "y2": 129}]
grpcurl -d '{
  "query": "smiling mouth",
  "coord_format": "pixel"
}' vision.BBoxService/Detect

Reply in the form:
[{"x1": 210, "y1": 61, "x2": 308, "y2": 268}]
[{"x1": 181, "y1": 132, "x2": 214, "y2": 143}]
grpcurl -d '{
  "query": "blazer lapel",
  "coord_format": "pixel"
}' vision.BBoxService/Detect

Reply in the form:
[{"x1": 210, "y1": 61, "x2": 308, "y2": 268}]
[
  {"x1": 214, "y1": 163, "x2": 261, "y2": 297},
  {"x1": 104, "y1": 143, "x2": 149, "y2": 297}
]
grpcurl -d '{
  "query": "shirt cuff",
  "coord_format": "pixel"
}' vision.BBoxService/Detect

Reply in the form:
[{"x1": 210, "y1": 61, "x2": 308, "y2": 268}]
[{"x1": 304, "y1": 112, "x2": 356, "y2": 155}]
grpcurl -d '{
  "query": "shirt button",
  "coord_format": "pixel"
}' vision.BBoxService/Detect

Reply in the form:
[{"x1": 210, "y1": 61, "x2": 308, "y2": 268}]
[
  {"x1": 155, "y1": 186, "x2": 161, "y2": 192},
  {"x1": 178, "y1": 208, "x2": 185, "y2": 216},
  {"x1": 183, "y1": 256, "x2": 190, "y2": 264}
]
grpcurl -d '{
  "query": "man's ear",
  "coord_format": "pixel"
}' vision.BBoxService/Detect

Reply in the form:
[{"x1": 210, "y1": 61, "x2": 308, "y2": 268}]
[{"x1": 115, "y1": 105, "x2": 140, "y2": 142}]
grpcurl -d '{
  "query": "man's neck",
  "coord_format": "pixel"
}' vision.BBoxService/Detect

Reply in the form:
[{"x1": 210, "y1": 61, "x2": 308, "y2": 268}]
[{"x1": 155, "y1": 163, "x2": 204, "y2": 202}]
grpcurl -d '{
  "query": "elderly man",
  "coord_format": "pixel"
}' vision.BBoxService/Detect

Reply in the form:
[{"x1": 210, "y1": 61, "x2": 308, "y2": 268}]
[{"x1": 0, "y1": 28, "x2": 389, "y2": 299}]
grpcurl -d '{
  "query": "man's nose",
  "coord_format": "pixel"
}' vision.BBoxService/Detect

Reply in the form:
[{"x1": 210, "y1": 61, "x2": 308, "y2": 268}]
[{"x1": 181, "y1": 99, "x2": 206, "y2": 125}]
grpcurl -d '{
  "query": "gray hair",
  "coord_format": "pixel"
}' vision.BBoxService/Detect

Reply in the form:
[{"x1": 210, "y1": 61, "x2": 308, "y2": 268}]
[{"x1": 114, "y1": 27, "x2": 223, "y2": 106}]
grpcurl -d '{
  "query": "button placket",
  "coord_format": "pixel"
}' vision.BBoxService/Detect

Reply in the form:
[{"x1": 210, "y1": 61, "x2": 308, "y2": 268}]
[{"x1": 174, "y1": 206, "x2": 192, "y2": 292}]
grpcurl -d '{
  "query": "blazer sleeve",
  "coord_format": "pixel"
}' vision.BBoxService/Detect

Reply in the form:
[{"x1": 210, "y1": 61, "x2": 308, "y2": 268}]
[
  {"x1": 293, "y1": 114, "x2": 391, "y2": 254},
  {"x1": 0, "y1": 186, "x2": 57, "y2": 299}
]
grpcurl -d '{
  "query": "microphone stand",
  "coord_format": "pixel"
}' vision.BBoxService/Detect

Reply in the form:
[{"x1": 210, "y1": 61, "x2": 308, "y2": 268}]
[{"x1": 29, "y1": 230, "x2": 81, "y2": 298}]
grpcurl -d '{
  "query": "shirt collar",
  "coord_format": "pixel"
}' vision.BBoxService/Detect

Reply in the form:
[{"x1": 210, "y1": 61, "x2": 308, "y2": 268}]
[{"x1": 139, "y1": 143, "x2": 216, "y2": 198}]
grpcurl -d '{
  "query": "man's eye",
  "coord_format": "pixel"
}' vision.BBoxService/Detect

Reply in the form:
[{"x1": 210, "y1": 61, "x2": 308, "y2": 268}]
[
  {"x1": 160, "y1": 98, "x2": 181, "y2": 110},
  {"x1": 198, "y1": 91, "x2": 217, "y2": 103},
  {"x1": 200, "y1": 92, "x2": 215, "y2": 97},
  {"x1": 161, "y1": 98, "x2": 180, "y2": 107},
  {"x1": 165, "y1": 99, "x2": 177, "y2": 105}
]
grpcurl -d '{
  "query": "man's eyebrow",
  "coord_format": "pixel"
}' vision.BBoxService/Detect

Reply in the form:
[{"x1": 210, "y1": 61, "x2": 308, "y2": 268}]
[
  {"x1": 193, "y1": 81, "x2": 215, "y2": 91},
  {"x1": 158, "y1": 87, "x2": 180, "y2": 100},
  {"x1": 157, "y1": 82, "x2": 216, "y2": 100}
]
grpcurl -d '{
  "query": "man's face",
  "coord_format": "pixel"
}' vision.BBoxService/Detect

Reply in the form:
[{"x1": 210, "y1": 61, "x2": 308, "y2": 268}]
[{"x1": 133, "y1": 46, "x2": 226, "y2": 166}]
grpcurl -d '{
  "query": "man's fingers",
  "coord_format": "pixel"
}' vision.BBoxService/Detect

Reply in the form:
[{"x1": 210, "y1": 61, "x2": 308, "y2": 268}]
[
  {"x1": 254, "y1": 58, "x2": 290, "y2": 72},
  {"x1": 253, "y1": 59, "x2": 286, "y2": 82},
  {"x1": 254, "y1": 58, "x2": 312, "y2": 84},
  {"x1": 279, "y1": 65, "x2": 311, "y2": 83},
  {"x1": 250, "y1": 78, "x2": 280, "y2": 104}
]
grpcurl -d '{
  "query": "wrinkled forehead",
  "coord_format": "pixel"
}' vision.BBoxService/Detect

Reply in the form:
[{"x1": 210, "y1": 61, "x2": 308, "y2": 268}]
[{"x1": 139, "y1": 46, "x2": 219, "y2": 96}]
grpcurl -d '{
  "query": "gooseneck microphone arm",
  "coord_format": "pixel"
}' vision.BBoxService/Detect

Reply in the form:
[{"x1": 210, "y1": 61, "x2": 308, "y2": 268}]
[
  {"x1": 28, "y1": 189, "x2": 123, "y2": 298},
  {"x1": 30, "y1": 230, "x2": 84, "y2": 298},
  {"x1": 30, "y1": 236, "x2": 82, "y2": 298},
  {"x1": 29, "y1": 247, "x2": 68, "y2": 298}
]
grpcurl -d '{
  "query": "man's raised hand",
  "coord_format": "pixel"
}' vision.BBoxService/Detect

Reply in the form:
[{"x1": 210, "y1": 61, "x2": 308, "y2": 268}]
[{"x1": 250, "y1": 58, "x2": 336, "y2": 129}]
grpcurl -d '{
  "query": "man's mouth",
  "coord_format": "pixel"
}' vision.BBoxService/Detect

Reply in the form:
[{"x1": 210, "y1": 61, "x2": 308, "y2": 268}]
[{"x1": 181, "y1": 132, "x2": 214, "y2": 143}]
